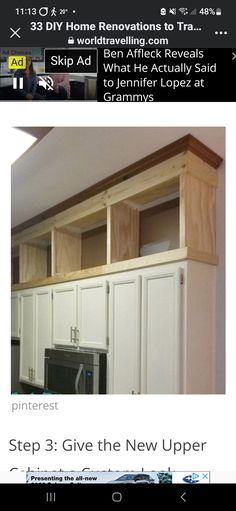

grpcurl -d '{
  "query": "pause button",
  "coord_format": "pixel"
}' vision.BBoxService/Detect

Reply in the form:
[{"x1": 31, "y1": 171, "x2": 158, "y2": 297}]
[{"x1": 13, "y1": 77, "x2": 23, "y2": 89}]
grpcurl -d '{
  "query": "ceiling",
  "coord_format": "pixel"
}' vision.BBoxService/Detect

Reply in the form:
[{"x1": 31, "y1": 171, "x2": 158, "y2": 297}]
[
  {"x1": 11, "y1": 127, "x2": 225, "y2": 228},
  {"x1": 18, "y1": 127, "x2": 53, "y2": 139}
]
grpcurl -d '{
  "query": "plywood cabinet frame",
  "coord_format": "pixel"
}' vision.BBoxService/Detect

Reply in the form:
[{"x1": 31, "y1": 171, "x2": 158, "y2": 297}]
[
  {"x1": 51, "y1": 227, "x2": 82, "y2": 275},
  {"x1": 12, "y1": 135, "x2": 222, "y2": 290}
]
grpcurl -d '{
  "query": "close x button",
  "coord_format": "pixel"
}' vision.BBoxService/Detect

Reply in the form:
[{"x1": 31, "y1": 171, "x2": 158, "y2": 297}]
[{"x1": 45, "y1": 49, "x2": 97, "y2": 73}]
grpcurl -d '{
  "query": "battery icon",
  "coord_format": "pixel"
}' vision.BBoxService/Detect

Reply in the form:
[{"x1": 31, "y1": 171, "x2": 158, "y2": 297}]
[{"x1": 216, "y1": 8, "x2": 222, "y2": 15}]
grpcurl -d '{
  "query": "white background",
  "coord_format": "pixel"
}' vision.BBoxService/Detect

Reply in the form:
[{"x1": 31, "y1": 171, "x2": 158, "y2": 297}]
[{"x1": 0, "y1": 102, "x2": 235, "y2": 482}]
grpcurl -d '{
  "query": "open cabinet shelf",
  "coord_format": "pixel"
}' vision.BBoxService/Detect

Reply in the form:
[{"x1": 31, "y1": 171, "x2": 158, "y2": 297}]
[
  {"x1": 139, "y1": 197, "x2": 179, "y2": 256},
  {"x1": 52, "y1": 207, "x2": 108, "y2": 273},
  {"x1": 11, "y1": 135, "x2": 222, "y2": 290},
  {"x1": 12, "y1": 250, "x2": 20, "y2": 285},
  {"x1": 11, "y1": 233, "x2": 52, "y2": 285},
  {"x1": 81, "y1": 225, "x2": 107, "y2": 269}
]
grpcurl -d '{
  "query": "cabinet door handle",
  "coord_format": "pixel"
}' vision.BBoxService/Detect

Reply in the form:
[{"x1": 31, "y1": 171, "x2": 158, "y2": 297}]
[
  {"x1": 28, "y1": 368, "x2": 31, "y2": 381},
  {"x1": 71, "y1": 326, "x2": 79, "y2": 345},
  {"x1": 70, "y1": 326, "x2": 75, "y2": 342},
  {"x1": 75, "y1": 327, "x2": 79, "y2": 345}
]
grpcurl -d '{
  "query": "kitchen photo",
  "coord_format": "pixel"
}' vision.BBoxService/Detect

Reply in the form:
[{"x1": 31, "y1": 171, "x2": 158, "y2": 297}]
[{"x1": 11, "y1": 127, "x2": 225, "y2": 395}]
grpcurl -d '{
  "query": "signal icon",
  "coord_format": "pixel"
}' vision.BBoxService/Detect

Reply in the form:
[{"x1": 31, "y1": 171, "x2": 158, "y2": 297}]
[{"x1": 190, "y1": 8, "x2": 197, "y2": 15}]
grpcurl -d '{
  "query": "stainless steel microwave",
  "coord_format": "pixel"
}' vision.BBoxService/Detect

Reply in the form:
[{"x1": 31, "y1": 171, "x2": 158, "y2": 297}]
[{"x1": 44, "y1": 349, "x2": 107, "y2": 394}]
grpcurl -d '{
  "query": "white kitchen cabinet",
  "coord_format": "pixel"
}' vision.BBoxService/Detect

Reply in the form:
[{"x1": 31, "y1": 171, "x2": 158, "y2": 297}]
[
  {"x1": 107, "y1": 260, "x2": 215, "y2": 395},
  {"x1": 77, "y1": 279, "x2": 108, "y2": 351},
  {"x1": 11, "y1": 292, "x2": 20, "y2": 338},
  {"x1": 19, "y1": 287, "x2": 52, "y2": 387},
  {"x1": 34, "y1": 287, "x2": 52, "y2": 386},
  {"x1": 20, "y1": 290, "x2": 35, "y2": 384},
  {"x1": 140, "y1": 261, "x2": 216, "y2": 394},
  {"x1": 52, "y1": 283, "x2": 77, "y2": 347},
  {"x1": 108, "y1": 275, "x2": 141, "y2": 394},
  {"x1": 141, "y1": 267, "x2": 182, "y2": 394},
  {"x1": 16, "y1": 258, "x2": 215, "y2": 394}
]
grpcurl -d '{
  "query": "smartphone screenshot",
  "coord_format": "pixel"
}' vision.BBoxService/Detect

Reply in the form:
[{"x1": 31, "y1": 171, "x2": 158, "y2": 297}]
[{"x1": 0, "y1": 1, "x2": 235, "y2": 504}]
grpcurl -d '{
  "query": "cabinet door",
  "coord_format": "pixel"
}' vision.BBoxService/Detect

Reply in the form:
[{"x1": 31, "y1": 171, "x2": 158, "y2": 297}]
[
  {"x1": 11, "y1": 292, "x2": 20, "y2": 338},
  {"x1": 52, "y1": 283, "x2": 77, "y2": 346},
  {"x1": 20, "y1": 291, "x2": 34, "y2": 383},
  {"x1": 34, "y1": 287, "x2": 52, "y2": 387},
  {"x1": 108, "y1": 276, "x2": 141, "y2": 394},
  {"x1": 141, "y1": 268, "x2": 182, "y2": 394},
  {"x1": 77, "y1": 279, "x2": 108, "y2": 350}
]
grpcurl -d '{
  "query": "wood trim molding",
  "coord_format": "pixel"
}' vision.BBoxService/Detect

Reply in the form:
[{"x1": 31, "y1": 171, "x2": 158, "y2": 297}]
[
  {"x1": 12, "y1": 134, "x2": 222, "y2": 235},
  {"x1": 186, "y1": 135, "x2": 223, "y2": 169}
]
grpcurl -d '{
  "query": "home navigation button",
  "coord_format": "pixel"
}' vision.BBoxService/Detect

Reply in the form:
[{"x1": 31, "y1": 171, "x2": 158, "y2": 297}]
[{"x1": 112, "y1": 492, "x2": 122, "y2": 502}]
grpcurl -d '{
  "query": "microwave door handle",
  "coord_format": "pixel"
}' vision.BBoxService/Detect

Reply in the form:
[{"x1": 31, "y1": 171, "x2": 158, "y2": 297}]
[{"x1": 75, "y1": 364, "x2": 84, "y2": 394}]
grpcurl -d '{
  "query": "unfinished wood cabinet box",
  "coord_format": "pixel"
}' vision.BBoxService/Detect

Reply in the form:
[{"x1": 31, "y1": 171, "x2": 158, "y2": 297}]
[
  {"x1": 55, "y1": 207, "x2": 108, "y2": 272},
  {"x1": 51, "y1": 225, "x2": 107, "y2": 274},
  {"x1": 11, "y1": 134, "x2": 222, "y2": 289},
  {"x1": 52, "y1": 228, "x2": 82, "y2": 275},
  {"x1": 107, "y1": 201, "x2": 139, "y2": 263},
  {"x1": 12, "y1": 251, "x2": 20, "y2": 285},
  {"x1": 17, "y1": 231, "x2": 52, "y2": 284}
]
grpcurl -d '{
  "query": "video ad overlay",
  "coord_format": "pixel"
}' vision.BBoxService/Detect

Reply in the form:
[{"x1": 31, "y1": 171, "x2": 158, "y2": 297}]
[
  {"x1": 26, "y1": 470, "x2": 210, "y2": 484},
  {"x1": 1, "y1": 4, "x2": 236, "y2": 48},
  {"x1": 0, "y1": 47, "x2": 235, "y2": 101}
]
